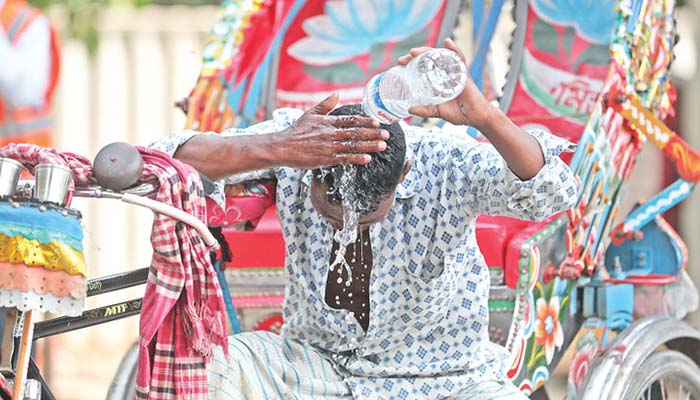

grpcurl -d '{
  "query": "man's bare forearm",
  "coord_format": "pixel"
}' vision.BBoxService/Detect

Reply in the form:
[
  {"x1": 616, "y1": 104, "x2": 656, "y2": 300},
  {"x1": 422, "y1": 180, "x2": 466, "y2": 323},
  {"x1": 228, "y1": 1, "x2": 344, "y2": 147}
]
[
  {"x1": 472, "y1": 106, "x2": 545, "y2": 181},
  {"x1": 171, "y1": 93, "x2": 388, "y2": 180},
  {"x1": 174, "y1": 133, "x2": 276, "y2": 180}
]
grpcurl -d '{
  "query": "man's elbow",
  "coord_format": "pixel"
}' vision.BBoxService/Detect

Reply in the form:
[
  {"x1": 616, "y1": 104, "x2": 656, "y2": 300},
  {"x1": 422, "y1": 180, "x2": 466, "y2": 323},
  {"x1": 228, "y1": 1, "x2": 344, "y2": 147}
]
[
  {"x1": 530, "y1": 178, "x2": 579, "y2": 222},
  {"x1": 546, "y1": 172, "x2": 580, "y2": 217}
]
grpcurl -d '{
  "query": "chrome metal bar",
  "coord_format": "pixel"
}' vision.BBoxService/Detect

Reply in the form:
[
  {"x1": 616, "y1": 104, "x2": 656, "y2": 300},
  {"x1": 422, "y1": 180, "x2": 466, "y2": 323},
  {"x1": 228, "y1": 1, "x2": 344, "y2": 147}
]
[
  {"x1": 33, "y1": 298, "x2": 143, "y2": 340},
  {"x1": 72, "y1": 182, "x2": 157, "y2": 198},
  {"x1": 86, "y1": 267, "x2": 149, "y2": 297}
]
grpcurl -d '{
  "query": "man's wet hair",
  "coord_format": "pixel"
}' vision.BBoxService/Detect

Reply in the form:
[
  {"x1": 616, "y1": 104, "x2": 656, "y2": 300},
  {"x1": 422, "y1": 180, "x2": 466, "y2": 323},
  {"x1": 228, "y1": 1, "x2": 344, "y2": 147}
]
[{"x1": 313, "y1": 104, "x2": 406, "y2": 214}]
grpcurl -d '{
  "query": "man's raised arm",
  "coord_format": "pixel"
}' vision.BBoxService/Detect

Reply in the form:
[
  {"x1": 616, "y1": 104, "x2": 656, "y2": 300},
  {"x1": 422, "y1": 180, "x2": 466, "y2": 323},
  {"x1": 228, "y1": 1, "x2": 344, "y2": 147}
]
[
  {"x1": 400, "y1": 39, "x2": 578, "y2": 221},
  {"x1": 401, "y1": 39, "x2": 546, "y2": 180},
  {"x1": 171, "y1": 93, "x2": 389, "y2": 180}
]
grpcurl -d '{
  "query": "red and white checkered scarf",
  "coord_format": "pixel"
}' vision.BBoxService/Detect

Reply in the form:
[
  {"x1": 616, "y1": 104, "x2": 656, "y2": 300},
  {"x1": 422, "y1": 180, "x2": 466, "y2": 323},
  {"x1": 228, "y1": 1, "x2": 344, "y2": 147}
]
[{"x1": 0, "y1": 144, "x2": 228, "y2": 399}]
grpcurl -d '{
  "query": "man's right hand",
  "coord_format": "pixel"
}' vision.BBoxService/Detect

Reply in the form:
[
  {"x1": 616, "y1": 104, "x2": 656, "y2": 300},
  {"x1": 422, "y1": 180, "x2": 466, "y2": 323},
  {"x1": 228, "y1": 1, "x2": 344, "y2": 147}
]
[
  {"x1": 269, "y1": 93, "x2": 388, "y2": 169},
  {"x1": 173, "y1": 93, "x2": 388, "y2": 180}
]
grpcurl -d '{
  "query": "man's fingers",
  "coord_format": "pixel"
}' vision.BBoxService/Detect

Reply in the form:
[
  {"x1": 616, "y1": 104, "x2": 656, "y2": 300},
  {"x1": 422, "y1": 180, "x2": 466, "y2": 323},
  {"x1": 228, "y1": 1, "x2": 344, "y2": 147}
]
[
  {"x1": 401, "y1": 42, "x2": 465, "y2": 68},
  {"x1": 408, "y1": 105, "x2": 438, "y2": 118},
  {"x1": 331, "y1": 115, "x2": 379, "y2": 128},
  {"x1": 309, "y1": 92, "x2": 339, "y2": 115},
  {"x1": 444, "y1": 38, "x2": 467, "y2": 62},
  {"x1": 397, "y1": 54, "x2": 412, "y2": 65},
  {"x1": 398, "y1": 46, "x2": 430, "y2": 64},
  {"x1": 335, "y1": 127, "x2": 389, "y2": 141},
  {"x1": 409, "y1": 46, "x2": 432, "y2": 57},
  {"x1": 334, "y1": 153, "x2": 372, "y2": 165},
  {"x1": 333, "y1": 140, "x2": 387, "y2": 153}
]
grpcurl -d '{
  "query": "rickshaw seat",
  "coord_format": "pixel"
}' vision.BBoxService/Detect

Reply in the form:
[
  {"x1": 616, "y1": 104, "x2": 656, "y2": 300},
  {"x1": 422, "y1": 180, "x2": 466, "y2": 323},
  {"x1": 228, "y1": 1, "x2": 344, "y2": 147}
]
[
  {"x1": 474, "y1": 215, "x2": 531, "y2": 286},
  {"x1": 225, "y1": 206, "x2": 286, "y2": 269}
]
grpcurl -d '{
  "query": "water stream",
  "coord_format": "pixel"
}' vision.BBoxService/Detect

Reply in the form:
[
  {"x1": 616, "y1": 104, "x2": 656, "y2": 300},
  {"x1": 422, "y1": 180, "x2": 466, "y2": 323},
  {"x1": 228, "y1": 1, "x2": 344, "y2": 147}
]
[{"x1": 323, "y1": 164, "x2": 366, "y2": 287}]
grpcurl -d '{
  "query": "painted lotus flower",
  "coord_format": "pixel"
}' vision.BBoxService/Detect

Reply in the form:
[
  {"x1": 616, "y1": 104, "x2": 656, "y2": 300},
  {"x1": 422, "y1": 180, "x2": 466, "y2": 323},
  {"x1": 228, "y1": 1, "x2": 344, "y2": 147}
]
[
  {"x1": 532, "y1": 0, "x2": 617, "y2": 44},
  {"x1": 535, "y1": 296, "x2": 564, "y2": 363},
  {"x1": 288, "y1": 0, "x2": 441, "y2": 66}
]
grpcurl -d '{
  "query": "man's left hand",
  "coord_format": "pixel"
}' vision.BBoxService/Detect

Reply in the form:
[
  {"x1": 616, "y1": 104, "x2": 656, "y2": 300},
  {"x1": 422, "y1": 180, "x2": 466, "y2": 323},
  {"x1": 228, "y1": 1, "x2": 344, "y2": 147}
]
[{"x1": 397, "y1": 38, "x2": 496, "y2": 130}]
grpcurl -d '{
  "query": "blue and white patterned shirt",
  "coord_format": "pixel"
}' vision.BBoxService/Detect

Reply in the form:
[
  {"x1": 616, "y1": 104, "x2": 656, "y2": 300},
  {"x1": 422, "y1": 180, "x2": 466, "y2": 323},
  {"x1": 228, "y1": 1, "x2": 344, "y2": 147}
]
[{"x1": 151, "y1": 109, "x2": 578, "y2": 400}]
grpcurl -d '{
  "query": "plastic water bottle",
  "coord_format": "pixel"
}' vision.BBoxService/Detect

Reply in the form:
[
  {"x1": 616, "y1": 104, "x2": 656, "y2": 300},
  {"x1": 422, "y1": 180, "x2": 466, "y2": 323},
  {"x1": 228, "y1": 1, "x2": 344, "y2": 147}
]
[{"x1": 361, "y1": 48, "x2": 467, "y2": 124}]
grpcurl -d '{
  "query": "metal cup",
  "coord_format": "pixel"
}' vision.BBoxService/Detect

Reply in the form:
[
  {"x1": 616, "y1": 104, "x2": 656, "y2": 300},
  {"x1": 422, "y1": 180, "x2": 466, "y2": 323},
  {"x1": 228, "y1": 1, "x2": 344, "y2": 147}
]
[
  {"x1": 34, "y1": 164, "x2": 73, "y2": 205},
  {"x1": 0, "y1": 157, "x2": 24, "y2": 197}
]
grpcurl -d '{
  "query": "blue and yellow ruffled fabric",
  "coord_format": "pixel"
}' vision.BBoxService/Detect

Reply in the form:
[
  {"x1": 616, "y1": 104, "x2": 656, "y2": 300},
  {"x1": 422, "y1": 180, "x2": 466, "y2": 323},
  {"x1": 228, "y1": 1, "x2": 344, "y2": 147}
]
[
  {"x1": 0, "y1": 203, "x2": 87, "y2": 316},
  {"x1": 0, "y1": 203, "x2": 86, "y2": 276}
]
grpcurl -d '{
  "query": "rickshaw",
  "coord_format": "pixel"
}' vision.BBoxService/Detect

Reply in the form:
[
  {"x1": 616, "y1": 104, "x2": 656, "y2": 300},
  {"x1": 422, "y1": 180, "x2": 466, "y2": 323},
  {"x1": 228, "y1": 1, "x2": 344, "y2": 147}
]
[
  {"x1": 153, "y1": 0, "x2": 700, "y2": 398},
  {"x1": 0, "y1": 0, "x2": 698, "y2": 399}
]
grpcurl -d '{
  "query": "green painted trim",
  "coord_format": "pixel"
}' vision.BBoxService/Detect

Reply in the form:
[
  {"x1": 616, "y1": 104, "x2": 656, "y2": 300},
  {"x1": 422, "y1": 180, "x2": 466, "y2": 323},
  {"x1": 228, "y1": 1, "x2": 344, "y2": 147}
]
[{"x1": 488, "y1": 299, "x2": 515, "y2": 310}]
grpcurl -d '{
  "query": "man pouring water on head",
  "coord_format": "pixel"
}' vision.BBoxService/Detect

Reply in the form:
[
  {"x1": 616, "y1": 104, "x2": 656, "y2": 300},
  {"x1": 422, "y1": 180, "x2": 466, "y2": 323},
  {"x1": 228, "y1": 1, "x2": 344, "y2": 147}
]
[{"x1": 153, "y1": 39, "x2": 578, "y2": 400}]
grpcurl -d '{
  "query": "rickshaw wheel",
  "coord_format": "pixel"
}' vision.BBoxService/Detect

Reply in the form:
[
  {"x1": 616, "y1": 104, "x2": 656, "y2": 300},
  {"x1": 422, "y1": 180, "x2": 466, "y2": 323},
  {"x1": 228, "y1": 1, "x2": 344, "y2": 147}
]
[
  {"x1": 623, "y1": 350, "x2": 700, "y2": 400},
  {"x1": 106, "y1": 343, "x2": 138, "y2": 400}
]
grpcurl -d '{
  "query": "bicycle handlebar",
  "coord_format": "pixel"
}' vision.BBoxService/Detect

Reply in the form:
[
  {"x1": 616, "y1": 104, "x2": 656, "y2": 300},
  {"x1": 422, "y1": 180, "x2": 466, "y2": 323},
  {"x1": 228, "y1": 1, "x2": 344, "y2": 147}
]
[
  {"x1": 119, "y1": 193, "x2": 218, "y2": 249},
  {"x1": 90, "y1": 141, "x2": 219, "y2": 250}
]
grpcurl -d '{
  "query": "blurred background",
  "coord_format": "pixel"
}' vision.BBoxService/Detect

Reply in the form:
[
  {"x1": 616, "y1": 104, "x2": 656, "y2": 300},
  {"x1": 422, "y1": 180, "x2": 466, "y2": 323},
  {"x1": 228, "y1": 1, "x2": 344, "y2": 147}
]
[{"x1": 4, "y1": 0, "x2": 700, "y2": 398}]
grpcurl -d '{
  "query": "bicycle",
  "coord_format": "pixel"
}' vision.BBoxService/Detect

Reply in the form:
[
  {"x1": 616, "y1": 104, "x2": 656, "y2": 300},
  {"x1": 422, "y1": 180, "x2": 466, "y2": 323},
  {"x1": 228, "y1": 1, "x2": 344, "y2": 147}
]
[{"x1": 0, "y1": 142, "x2": 239, "y2": 400}]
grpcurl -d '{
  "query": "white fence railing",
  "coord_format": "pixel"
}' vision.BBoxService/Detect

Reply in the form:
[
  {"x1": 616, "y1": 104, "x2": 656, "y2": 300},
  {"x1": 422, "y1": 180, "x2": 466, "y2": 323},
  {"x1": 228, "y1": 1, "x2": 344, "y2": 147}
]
[{"x1": 54, "y1": 5, "x2": 216, "y2": 276}]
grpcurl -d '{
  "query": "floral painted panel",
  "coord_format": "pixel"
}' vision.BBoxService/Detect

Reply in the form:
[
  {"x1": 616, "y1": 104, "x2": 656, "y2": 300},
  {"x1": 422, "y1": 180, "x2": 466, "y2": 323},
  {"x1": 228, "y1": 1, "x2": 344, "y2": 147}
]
[{"x1": 275, "y1": 0, "x2": 453, "y2": 110}]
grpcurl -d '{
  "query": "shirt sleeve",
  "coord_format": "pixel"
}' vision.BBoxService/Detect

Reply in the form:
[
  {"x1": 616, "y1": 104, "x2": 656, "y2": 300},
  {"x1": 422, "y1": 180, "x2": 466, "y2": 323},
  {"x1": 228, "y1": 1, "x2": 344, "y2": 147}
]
[
  {"x1": 148, "y1": 108, "x2": 302, "y2": 208},
  {"x1": 456, "y1": 127, "x2": 579, "y2": 221}
]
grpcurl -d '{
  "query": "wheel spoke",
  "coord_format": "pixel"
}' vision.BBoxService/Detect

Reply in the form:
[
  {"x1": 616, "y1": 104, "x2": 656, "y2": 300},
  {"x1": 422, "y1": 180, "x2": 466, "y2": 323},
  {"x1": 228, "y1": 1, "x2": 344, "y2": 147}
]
[
  {"x1": 661, "y1": 378, "x2": 666, "y2": 400},
  {"x1": 680, "y1": 383, "x2": 688, "y2": 400},
  {"x1": 644, "y1": 382, "x2": 651, "y2": 400}
]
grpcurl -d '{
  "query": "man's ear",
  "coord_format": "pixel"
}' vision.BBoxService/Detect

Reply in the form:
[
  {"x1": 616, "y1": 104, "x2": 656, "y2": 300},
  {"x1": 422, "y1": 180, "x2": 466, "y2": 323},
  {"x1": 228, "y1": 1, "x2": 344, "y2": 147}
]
[{"x1": 398, "y1": 160, "x2": 413, "y2": 184}]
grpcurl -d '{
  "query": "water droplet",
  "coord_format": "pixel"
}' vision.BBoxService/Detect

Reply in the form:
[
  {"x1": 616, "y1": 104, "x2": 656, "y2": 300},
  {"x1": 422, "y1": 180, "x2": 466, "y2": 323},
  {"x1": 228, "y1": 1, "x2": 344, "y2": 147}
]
[
  {"x1": 362, "y1": 303, "x2": 366, "y2": 307},
  {"x1": 345, "y1": 281, "x2": 351, "y2": 287},
  {"x1": 337, "y1": 277, "x2": 343, "y2": 284},
  {"x1": 348, "y1": 293, "x2": 353, "y2": 298}
]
